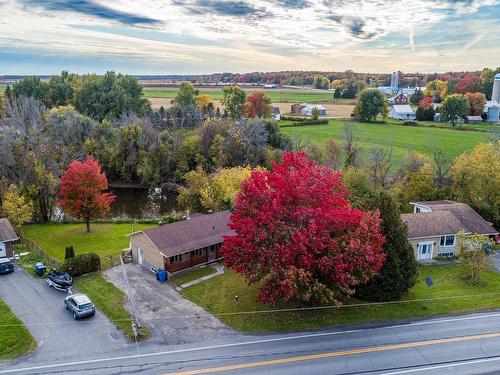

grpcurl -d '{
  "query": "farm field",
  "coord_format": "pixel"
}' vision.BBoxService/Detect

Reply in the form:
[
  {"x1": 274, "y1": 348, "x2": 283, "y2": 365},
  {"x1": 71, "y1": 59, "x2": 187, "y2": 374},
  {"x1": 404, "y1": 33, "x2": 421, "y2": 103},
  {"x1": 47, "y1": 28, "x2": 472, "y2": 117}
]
[
  {"x1": 279, "y1": 119, "x2": 492, "y2": 165},
  {"x1": 182, "y1": 264, "x2": 500, "y2": 333},
  {"x1": 21, "y1": 223, "x2": 157, "y2": 261}
]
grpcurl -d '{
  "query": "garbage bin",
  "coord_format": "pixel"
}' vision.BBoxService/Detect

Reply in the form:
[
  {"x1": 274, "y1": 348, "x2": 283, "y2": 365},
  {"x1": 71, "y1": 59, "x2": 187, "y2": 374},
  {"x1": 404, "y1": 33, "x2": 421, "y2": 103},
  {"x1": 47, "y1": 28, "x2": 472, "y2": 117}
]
[
  {"x1": 34, "y1": 262, "x2": 46, "y2": 277},
  {"x1": 158, "y1": 270, "x2": 167, "y2": 282}
]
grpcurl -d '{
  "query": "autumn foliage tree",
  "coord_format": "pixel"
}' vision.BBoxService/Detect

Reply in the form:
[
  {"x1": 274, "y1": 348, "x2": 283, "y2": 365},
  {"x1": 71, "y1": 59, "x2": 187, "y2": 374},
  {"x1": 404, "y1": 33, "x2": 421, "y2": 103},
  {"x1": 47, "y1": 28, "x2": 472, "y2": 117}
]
[
  {"x1": 222, "y1": 152, "x2": 386, "y2": 305},
  {"x1": 464, "y1": 92, "x2": 487, "y2": 116},
  {"x1": 57, "y1": 157, "x2": 116, "y2": 232},
  {"x1": 243, "y1": 91, "x2": 272, "y2": 118}
]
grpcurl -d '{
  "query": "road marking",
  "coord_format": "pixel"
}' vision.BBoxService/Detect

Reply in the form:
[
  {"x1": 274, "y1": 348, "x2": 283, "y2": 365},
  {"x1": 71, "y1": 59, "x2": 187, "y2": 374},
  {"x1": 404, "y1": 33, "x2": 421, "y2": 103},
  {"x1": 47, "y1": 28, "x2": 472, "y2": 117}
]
[
  {"x1": 382, "y1": 356, "x2": 500, "y2": 374},
  {"x1": 167, "y1": 332, "x2": 500, "y2": 375},
  {"x1": 2, "y1": 312, "x2": 500, "y2": 374}
]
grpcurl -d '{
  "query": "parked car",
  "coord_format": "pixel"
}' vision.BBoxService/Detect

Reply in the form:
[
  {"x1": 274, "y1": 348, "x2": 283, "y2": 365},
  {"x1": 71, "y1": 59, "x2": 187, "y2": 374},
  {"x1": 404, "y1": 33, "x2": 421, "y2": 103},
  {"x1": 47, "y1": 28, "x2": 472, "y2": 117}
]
[
  {"x1": 64, "y1": 293, "x2": 95, "y2": 320},
  {"x1": 0, "y1": 258, "x2": 14, "y2": 274}
]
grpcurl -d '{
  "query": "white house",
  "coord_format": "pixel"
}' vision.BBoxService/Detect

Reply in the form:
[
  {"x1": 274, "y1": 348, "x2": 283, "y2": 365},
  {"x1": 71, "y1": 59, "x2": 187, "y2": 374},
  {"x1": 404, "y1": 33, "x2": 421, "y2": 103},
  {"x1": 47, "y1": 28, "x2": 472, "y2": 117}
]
[
  {"x1": 300, "y1": 104, "x2": 326, "y2": 116},
  {"x1": 389, "y1": 104, "x2": 416, "y2": 120},
  {"x1": 272, "y1": 106, "x2": 281, "y2": 120}
]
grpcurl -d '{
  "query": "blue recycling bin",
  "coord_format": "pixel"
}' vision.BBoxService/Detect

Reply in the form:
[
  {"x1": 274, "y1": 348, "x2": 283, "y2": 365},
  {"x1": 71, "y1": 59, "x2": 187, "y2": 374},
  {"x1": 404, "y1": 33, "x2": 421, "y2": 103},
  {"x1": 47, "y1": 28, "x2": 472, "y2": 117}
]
[
  {"x1": 157, "y1": 270, "x2": 168, "y2": 282},
  {"x1": 34, "y1": 262, "x2": 46, "y2": 277}
]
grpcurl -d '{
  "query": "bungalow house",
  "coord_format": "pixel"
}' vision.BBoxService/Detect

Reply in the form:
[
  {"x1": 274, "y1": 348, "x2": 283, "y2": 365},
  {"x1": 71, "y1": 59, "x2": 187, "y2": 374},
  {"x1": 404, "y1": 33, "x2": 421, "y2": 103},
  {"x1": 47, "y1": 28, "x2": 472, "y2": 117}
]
[
  {"x1": 389, "y1": 104, "x2": 416, "y2": 120},
  {"x1": 0, "y1": 218, "x2": 19, "y2": 258},
  {"x1": 128, "y1": 210, "x2": 233, "y2": 274},
  {"x1": 401, "y1": 201, "x2": 498, "y2": 261}
]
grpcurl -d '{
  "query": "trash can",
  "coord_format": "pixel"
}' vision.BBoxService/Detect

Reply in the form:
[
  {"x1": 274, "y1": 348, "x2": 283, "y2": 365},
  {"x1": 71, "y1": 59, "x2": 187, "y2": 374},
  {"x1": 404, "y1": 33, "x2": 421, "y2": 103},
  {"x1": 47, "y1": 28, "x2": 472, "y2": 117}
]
[
  {"x1": 34, "y1": 262, "x2": 46, "y2": 277},
  {"x1": 158, "y1": 270, "x2": 167, "y2": 282}
]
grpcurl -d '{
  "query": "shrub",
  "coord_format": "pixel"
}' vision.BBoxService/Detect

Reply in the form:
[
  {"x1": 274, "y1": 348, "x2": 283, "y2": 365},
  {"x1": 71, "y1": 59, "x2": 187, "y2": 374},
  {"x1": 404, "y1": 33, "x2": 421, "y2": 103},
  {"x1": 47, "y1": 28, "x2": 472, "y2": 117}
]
[
  {"x1": 64, "y1": 246, "x2": 75, "y2": 260},
  {"x1": 62, "y1": 253, "x2": 101, "y2": 277}
]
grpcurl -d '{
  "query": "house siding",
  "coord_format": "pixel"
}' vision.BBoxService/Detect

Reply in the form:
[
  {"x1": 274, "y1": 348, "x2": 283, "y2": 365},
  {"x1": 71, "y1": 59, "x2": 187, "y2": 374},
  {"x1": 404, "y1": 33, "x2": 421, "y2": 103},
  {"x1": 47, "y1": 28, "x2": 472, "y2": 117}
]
[
  {"x1": 130, "y1": 232, "x2": 165, "y2": 270},
  {"x1": 408, "y1": 236, "x2": 454, "y2": 260},
  {"x1": 0, "y1": 241, "x2": 14, "y2": 258}
]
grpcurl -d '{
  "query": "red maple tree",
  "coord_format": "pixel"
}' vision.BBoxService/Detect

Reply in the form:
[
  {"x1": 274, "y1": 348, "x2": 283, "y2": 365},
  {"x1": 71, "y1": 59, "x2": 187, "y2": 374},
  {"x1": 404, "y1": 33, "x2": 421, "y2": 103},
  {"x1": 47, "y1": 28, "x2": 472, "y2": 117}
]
[
  {"x1": 57, "y1": 157, "x2": 116, "y2": 232},
  {"x1": 419, "y1": 96, "x2": 434, "y2": 108},
  {"x1": 243, "y1": 90, "x2": 272, "y2": 118},
  {"x1": 222, "y1": 152, "x2": 386, "y2": 305},
  {"x1": 454, "y1": 75, "x2": 480, "y2": 94}
]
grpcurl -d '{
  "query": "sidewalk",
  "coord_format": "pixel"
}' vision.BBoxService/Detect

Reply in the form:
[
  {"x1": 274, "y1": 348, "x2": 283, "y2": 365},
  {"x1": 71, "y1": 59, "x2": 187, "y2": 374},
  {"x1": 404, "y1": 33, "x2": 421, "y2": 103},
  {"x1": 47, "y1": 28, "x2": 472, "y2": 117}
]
[{"x1": 178, "y1": 262, "x2": 224, "y2": 290}]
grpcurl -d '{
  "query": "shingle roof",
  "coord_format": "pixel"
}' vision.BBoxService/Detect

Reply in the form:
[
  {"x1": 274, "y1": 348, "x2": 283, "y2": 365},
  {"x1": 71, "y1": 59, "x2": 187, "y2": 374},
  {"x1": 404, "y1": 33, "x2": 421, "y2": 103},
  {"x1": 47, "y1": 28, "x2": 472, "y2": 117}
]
[
  {"x1": 0, "y1": 218, "x2": 18, "y2": 243},
  {"x1": 139, "y1": 210, "x2": 234, "y2": 258},
  {"x1": 392, "y1": 104, "x2": 414, "y2": 114},
  {"x1": 402, "y1": 201, "x2": 498, "y2": 239}
]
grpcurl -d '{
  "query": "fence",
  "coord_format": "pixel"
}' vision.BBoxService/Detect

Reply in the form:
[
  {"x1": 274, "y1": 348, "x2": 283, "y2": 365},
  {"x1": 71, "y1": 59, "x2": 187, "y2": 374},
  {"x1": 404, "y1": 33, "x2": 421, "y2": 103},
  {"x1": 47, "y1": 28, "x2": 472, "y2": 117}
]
[{"x1": 21, "y1": 238, "x2": 62, "y2": 270}]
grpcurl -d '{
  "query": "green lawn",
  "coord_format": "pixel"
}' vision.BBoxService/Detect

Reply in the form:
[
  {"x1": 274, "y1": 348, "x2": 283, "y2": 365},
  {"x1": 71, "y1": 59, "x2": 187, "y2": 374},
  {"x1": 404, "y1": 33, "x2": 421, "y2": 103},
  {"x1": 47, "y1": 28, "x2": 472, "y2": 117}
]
[
  {"x1": 0, "y1": 299, "x2": 35, "y2": 360},
  {"x1": 170, "y1": 265, "x2": 217, "y2": 287},
  {"x1": 280, "y1": 119, "x2": 492, "y2": 165},
  {"x1": 144, "y1": 88, "x2": 335, "y2": 103},
  {"x1": 21, "y1": 223, "x2": 157, "y2": 262},
  {"x1": 182, "y1": 265, "x2": 500, "y2": 333},
  {"x1": 74, "y1": 273, "x2": 149, "y2": 340}
]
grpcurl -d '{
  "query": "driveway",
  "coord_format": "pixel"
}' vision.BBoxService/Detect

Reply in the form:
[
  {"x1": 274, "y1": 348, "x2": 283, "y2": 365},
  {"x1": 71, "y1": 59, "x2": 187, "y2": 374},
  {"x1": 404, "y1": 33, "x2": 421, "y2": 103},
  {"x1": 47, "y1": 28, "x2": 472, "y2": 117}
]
[
  {"x1": 0, "y1": 264, "x2": 130, "y2": 367},
  {"x1": 104, "y1": 263, "x2": 239, "y2": 346}
]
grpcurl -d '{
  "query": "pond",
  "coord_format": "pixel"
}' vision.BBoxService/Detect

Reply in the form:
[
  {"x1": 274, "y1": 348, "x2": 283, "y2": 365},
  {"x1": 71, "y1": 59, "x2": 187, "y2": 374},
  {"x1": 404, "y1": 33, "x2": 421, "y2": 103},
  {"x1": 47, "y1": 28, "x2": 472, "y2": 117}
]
[{"x1": 109, "y1": 187, "x2": 179, "y2": 218}]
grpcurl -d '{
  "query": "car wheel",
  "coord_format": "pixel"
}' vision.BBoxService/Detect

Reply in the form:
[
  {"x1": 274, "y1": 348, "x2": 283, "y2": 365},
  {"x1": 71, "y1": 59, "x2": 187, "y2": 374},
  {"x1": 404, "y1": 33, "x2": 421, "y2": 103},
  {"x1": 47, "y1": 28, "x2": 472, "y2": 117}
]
[
  {"x1": 64, "y1": 301, "x2": 68, "y2": 310},
  {"x1": 73, "y1": 312, "x2": 77, "y2": 320}
]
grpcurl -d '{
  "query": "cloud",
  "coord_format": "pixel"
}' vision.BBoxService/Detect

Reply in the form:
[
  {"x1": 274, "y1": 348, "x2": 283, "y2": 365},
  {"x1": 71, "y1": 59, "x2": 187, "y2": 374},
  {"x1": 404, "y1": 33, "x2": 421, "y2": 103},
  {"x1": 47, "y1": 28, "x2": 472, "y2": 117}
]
[
  {"x1": 175, "y1": 0, "x2": 272, "y2": 18},
  {"x1": 21, "y1": 0, "x2": 160, "y2": 25},
  {"x1": 408, "y1": 26, "x2": 415, "y2": 50},
  {"x1": 276, "y1": 0, "x2": 311, "y2": 9}
]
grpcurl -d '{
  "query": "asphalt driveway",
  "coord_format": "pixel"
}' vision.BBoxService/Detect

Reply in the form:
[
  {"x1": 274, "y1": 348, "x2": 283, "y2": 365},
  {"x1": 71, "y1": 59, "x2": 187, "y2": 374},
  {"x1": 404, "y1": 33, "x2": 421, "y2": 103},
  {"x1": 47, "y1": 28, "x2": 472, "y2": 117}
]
[
  {"x1": 0, "y1": 264, "x2": 129, "y2": 367},
  {"x1": 104, "y1": 263, "x2": 239, "y2": 346}
]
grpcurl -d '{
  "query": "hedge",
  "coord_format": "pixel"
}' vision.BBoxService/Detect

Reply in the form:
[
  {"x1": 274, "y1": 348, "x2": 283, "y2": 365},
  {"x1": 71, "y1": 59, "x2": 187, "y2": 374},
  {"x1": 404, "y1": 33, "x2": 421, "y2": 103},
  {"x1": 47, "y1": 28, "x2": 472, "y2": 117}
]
[
  {"x1": 280, "y1": 119, "x2": 329, "y2": 127},
  {"x1": 62, "y1": 253, "x2": 101, "y2": 277}
]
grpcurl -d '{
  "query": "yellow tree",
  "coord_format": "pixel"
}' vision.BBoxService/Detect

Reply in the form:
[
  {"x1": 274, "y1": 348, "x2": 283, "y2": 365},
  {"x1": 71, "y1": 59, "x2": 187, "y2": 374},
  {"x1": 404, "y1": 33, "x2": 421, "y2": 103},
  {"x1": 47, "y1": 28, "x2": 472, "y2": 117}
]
[
  {"x1": 196, "y1": 94, "x2": 214, "y2": 111},
  {"x1": 456, "y1": 230, "x2": 493, "y2": 285},
  {"x1": 424, "y1": 80, "x2": 448, "y2": 101},
  {"x1": 2, "y1": 185, "x2": 33, "y2": 230},
  {"x1": 464, "y1": 92, "x2": 487, "y2": 116},
  {"x1": 201, "y1": 167, "x2": 253, "y2": 211},
  {"x1": 450, "y1": 142, "x2": 500, "y2": 227}
]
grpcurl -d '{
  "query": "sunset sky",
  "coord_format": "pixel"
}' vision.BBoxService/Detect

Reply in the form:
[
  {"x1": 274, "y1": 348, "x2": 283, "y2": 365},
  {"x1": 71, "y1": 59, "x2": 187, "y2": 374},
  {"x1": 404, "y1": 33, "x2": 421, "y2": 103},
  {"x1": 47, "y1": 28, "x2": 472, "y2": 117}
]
[{"x1": 1, "y1": 0, "x2": 499, "y2": 74}]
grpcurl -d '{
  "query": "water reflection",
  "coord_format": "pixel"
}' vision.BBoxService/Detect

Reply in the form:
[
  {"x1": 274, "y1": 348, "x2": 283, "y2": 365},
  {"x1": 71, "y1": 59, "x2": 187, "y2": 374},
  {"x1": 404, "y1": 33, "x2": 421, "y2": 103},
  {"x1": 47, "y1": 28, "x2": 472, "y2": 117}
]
[{"x1": 109, "y1": 187, "x2": 178, "y2": 218}]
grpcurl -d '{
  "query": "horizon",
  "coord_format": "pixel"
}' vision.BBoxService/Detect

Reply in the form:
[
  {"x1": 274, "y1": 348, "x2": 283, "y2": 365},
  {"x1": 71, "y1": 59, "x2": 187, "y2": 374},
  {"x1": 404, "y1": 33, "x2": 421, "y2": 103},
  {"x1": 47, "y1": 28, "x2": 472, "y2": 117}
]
[{"x1": 1, "y1": 1, "x2": 499, "y2": 75}]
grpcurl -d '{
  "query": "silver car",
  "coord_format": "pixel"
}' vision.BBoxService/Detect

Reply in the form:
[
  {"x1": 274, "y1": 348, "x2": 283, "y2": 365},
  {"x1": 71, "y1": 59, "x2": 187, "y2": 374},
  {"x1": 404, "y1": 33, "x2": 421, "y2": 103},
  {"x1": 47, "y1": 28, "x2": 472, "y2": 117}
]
[{"x1": 64, "y1": 293, "x2": 95, "y2": 319}]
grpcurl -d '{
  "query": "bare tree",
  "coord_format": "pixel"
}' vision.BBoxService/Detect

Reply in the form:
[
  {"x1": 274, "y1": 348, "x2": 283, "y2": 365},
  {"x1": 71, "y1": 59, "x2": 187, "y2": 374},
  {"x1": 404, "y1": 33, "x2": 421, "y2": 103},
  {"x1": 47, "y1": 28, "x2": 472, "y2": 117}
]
[
  {"x1": 343, "y1": 123, "x2": 361, "y2": 168},
  {"x1": 367, "y1": 146, "x2": 393, "y2": 188},
  {"x1": 325, "y1": 138, "x2": 342, "y2": 170},
  {"x1": 430, "y1": 142, "x2": 452, "y2": 189}
]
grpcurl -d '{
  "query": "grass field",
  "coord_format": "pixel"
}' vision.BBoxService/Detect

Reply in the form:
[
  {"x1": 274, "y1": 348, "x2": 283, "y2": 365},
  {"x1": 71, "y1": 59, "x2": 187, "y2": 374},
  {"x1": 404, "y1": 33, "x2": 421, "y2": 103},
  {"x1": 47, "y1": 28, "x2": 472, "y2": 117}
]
[
  {"x1": 74, "y1": 273, "x2": 149, "y2": 340},
  {"x1": 170, "y1": 265, "x2": 217, "y2": 287},
  {"x1": 280, "y1": 119, "x2": 493, "y2": 165},
  {"x1": 0, "y1": 299, "x2": 35, "y2": 360},
  {"x1": 144, "y1": 88, "x2": 336, "y2": 103},
  {"x1": 182, "y1": 264, "x2": 500, "y2": 333},
  {"x1": 21, "y1": 223, "x2": 157, "y2": 262}
]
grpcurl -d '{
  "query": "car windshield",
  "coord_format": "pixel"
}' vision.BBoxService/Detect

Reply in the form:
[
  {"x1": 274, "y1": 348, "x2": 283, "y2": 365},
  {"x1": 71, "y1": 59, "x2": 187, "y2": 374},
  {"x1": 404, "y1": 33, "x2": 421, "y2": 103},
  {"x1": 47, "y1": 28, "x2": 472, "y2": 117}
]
[{"x1": 78, "y1": 303, "x2": 93, "y2": 310}]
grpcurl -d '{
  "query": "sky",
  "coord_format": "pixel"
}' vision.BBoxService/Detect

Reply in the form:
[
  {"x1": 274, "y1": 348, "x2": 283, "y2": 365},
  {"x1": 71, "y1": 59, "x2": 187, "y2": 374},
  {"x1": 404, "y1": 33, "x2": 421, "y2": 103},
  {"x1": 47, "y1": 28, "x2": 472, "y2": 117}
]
[{"x1": 0, "y1": 0, "x2": 499, "y2": 75}]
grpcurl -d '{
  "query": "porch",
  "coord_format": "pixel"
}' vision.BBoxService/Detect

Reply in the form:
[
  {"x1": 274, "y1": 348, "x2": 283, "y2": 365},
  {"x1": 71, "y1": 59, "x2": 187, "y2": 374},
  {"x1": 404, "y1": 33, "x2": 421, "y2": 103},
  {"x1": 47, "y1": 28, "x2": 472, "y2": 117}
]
[{"x1": 164, "y1": 243, "x2": 223, "y2": 273}]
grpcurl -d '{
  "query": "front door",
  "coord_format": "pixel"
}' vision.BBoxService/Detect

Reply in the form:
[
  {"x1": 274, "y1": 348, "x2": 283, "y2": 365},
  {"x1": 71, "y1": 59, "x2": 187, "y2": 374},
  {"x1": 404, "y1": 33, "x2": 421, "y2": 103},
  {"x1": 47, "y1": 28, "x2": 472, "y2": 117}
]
[
  {"x1": 0, "y1": 242, "x2": 6, "y2": 258},
  {"x1": 418, "y1": 242, "x2": 433, "y2": 260},
  {"x1": 137, "y1": 246, "x2": 143, "y2": 265},
  {"x1": 208, "y1": 246, "x2": 216, "y2": 261}
]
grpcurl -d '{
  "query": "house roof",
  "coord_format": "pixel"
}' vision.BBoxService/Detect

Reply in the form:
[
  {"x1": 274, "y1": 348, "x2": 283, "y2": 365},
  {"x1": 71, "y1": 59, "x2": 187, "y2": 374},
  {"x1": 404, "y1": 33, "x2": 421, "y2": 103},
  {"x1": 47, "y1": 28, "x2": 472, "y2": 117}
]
[
  {"x1": 0, "y1": 218, "x2": 18, "y2": 243},
  {"x1": 138, "y1": 210, "x2": 234, "y2": 258},
  {"x1": 391, "y1": 104, "x2": 414, "y2": 114},
  {"x1": 402, "y1": 201, "x2": 498, "y2": 239},
  {"x1": 466, "y1": 116, "x2": 483, "y2": 121}
]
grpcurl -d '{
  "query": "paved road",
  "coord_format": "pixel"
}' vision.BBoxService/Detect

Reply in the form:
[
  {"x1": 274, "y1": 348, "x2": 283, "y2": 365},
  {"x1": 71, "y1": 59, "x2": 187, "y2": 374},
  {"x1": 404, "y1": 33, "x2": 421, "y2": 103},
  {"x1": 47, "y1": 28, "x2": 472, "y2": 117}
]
[
  {"x1": 0, "y1": 265, "x2": 130, "y2": 369},
  {"x1": 3, "y1": 305, "x2": 500, "y2": 374}
]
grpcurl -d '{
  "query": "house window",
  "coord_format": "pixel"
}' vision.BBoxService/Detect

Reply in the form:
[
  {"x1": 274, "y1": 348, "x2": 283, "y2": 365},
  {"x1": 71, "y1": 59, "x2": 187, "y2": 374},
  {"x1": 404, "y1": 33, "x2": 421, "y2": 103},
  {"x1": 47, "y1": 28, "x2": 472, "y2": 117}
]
[
  {"x1": 191, "y1": 249, "x2": 203, "y2": 257},
  {"x1": 415, "y1": 207, "x2": 421, "y2": 213},
  {"x1": 440, "y1": 235, "x2": 455, "y2": 247},
  {"x1": 170, "y1": 254, "x2": 183, "y2": 263}
]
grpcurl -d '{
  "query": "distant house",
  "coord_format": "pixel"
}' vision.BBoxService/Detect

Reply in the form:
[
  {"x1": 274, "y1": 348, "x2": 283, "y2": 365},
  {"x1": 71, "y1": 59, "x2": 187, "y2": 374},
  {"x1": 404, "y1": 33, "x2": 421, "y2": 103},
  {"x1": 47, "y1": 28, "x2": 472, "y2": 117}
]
[
  {"x1": 388, "y1": 92, "x2": 409, "y2": 105},
  {"x1": 401, "y1": 201, "x2": 498, "y2": 261},
  {"x1": 263, "y1": 84, "x2": 278, "y2": 89},
  {"x1": 300, "y1": 104, "x2": 326, "y2": 117},
  {"x1": 290, "y1": 103, "x2": 303, "y2": 115},
  {"x1": 272, "y1": 106, "x2": 281, "y2": 120},
  {"x1": 389, "y1": 104, "x2": 416, "y2": 120},
  {"x1": 0, "y1": 218, "x2": 19, "y2": 258},
  {"x1": 464, "y1": 116, "x2": 483, "y2": 124},
  {"x1": 128, "y1": 211, "x2": 233, "y2": 274}
]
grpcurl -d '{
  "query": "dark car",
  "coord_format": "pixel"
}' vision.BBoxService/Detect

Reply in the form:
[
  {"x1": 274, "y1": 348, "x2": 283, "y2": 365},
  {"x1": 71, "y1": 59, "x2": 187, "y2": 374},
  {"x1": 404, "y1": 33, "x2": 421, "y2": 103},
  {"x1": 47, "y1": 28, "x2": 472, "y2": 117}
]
[
  {"x1": 0, "y1": 258, "x2": 14, "y2": 274},
  {"x1": 64, "y1": 293, "x2": 95, "y2": 320}
]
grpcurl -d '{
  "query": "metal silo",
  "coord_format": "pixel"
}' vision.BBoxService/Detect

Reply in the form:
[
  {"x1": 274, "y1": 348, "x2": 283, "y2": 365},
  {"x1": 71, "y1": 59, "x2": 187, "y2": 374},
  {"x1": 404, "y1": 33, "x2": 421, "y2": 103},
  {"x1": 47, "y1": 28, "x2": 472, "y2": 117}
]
[{"x1": 492, "y1": 73, "x2": 500, "y2": 103}]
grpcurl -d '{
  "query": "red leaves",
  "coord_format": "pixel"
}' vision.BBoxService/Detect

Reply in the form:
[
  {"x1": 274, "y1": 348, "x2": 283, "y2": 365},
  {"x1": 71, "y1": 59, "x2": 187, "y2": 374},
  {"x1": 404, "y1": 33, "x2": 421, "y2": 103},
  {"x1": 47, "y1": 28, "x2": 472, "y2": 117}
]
[
  {"x1": 222, "y1": 151, "x2": 385, "y2": 305},
  {"x1": 419, "y1": 96, "x2": 433, "y2": 109},
  {"x1": 57, "y1": 156, "x2": 116, "y2": 223}
]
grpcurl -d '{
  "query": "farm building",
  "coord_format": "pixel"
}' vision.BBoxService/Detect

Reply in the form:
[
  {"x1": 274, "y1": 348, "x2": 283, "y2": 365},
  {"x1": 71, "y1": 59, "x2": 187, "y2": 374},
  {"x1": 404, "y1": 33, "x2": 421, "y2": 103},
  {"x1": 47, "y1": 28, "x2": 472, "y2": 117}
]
[
  {"x1": 300, "y1": 104, "x2": 326, "y2": 116},
  {"x1": 128, "y1": 211, "x2": 233, "y2": 274},
  {"x1": 389, "y1": 104, "x2": 416, "y2": 120},
  {"x1": 388, "y1": 92, "x2": 409, "y2": 104},
  {"x1": 464, "y1": 116, "x2": 483, "y2": 124}
]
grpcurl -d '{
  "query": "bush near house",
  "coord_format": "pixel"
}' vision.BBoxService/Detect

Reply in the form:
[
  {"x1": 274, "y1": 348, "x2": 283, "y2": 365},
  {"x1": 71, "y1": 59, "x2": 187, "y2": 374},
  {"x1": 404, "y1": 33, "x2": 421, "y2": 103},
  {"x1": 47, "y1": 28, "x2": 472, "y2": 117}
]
[{"x1": 62, "y1": 253, "x2": 101, "y2": 277}]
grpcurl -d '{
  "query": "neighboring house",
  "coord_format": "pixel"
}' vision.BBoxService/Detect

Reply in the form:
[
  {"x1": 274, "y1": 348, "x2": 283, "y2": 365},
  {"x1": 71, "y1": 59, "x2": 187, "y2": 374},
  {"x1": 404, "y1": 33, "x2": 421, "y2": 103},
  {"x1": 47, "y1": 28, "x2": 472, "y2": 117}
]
[
  {"x1": 272, "y1": 106, "x2": 281, "y2": 120},
  {"x1": 464, "y1": 116, "x2": 483, "y2": 124},
  {"x1": 129, "y1": 210, "x2": 234, "y2": 274},
  {"x1": 0, "y1": 218, "x2": 19, "y2": 258},
  {"x1": 401, "y1": 201, "x2": 498, "y2": 261},
  {"x1": 388, "y1": 92, "x2": 409, "y2": 105},
  {"x1": 290, "y1": 103, "x2": 302, "y2": 115},
  {"x1": 389, "y1": 104, "x2": 416, "y2": 120},
  {"x1": 300, "y1": 104, "x2": 326, "y2": 116}
]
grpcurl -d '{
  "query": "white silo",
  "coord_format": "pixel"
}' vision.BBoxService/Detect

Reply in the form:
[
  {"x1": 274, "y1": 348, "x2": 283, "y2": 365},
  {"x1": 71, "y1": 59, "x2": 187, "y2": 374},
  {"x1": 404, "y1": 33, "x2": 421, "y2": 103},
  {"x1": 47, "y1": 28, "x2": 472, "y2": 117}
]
[
  {"x1": 492, "y1": 73, "x2": 500, "y2": 103},
  {"x1": 390, "y1": 72, "x2": 398, "y2": 90}
]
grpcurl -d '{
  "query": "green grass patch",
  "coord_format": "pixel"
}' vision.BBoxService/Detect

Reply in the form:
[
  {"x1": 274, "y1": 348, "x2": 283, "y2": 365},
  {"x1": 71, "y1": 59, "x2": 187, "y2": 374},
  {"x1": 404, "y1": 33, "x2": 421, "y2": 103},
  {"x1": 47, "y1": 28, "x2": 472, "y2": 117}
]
[
  {"x1": 21, "y1": 223, "x2": 157, "y2": 262},
  {"x1": 16, "y1": 247, "x2": 44, "y2": 278},
  {"x1": 0, "y1": 299, "x2": 35, "y2": 360},
  {"x1": 182, "y1": 265, "x2": 500, "y2": 333},
  {"x1": 280, "y1": 119, "x2": 491, "y2": 166},
  {"x1": 170, "y1": 265, "x2": 217, "y2": 287},
  {"x1": 74, "y1": 272, "x2": 149, "y2": 340},
  {"x1": 144, "y1": 88, "x2": 335, "y2": 103}
]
